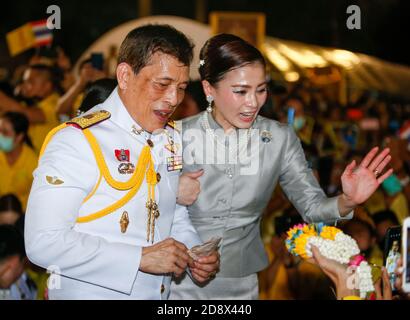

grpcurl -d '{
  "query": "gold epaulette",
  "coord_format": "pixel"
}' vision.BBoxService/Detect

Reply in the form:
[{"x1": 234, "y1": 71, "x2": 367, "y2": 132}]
[
  {"x1": 67, "y1": 110, "x2": 111, "y2": 129},
  {"x1": 166, "y1": 120, "x2": 180, "y2": 132}
]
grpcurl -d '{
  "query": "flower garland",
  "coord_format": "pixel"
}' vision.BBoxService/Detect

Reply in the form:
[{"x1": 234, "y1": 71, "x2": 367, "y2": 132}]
[{"x1": 285, "y1": 223, "x2": 375, "y2": 299}]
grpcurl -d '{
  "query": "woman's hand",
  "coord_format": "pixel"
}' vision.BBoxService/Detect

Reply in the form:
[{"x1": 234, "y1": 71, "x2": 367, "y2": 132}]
[{"x1": 340, "y1": 147, "x2": 393, "y2": 210}]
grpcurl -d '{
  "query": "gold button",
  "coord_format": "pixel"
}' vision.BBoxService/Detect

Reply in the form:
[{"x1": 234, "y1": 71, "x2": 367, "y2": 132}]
[
  {"x1": 156, "y1": 172, "x2": 161, "y2": 182},
  {"x1": 161, "y1": 284, "x2": 165, "y2": 294},
  {"x1": 147, "y1": 139, "x2": 154, "y2": 148}
]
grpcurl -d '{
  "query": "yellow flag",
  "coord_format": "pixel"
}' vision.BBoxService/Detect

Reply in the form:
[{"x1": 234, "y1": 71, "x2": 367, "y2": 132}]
[{"x1": 6, "y1": 23, "x2": 35, "y2": 57}]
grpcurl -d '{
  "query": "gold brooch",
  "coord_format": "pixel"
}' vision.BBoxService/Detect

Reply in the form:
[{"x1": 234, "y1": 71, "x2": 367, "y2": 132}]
[
  {"x1": 46, "y1": 176, "x2": 64, "y2": 185},
  {"x1": 120, "y1": 211, "x2": 129, "y2": 233}
]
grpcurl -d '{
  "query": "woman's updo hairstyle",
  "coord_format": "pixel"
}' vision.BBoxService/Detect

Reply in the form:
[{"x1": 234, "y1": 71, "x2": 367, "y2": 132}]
[{"x1": 198, "y1": 33, "x2": 266, "y2": 86}]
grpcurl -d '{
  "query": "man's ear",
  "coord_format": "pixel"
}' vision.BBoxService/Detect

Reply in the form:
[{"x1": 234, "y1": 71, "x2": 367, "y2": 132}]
[
  {"x1": 201, "y1": 80, "x2": 214, "y2": 98},
  {"x1": 116, "y1": 63, "x2": 132, "y2": 90}
]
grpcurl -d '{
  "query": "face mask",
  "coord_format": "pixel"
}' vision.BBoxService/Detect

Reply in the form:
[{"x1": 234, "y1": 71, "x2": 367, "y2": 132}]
[
  {"x1": 382, "y1": 174, "x2": 402, "y2": 196},
  {"x1": 293, "y1": 117, "x2": 306, "y2": 131},
  {"x1": 0, "y1": 134, "x2": 14, "y2": 152}
]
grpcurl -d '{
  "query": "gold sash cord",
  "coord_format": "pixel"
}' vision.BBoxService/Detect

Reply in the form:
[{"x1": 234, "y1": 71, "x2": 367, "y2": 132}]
[{"x1": 39, "y1": 123, "x2": 158, "y2": 224}]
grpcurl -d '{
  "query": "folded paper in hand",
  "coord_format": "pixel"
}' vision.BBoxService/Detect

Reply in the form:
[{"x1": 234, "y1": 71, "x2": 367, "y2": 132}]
[{"x1": 188, "y1": 237, "x2": 222, "y2": 260}]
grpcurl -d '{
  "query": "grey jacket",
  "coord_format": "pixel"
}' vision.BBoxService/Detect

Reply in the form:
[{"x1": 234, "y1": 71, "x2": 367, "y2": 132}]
[{"x1": 181, "y1": 112, "x2": 352, "y2": 277}]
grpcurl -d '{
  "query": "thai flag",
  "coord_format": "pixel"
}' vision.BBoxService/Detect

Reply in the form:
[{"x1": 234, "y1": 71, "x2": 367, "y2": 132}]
[
  {"x1": 399, "y1": 121, "x2": 410, "y2": 140},
  {"x1": 30, "y1": 19, "x2": 53, "y2": 47}
]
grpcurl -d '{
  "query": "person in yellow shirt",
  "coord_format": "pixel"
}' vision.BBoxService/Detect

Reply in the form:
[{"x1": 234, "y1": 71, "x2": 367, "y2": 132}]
[
  {"x1": 259, "y1": 211, "x2": 334, "y2": 299},
  {"x1": 341, "y1": 218, "x2": 384, "y2": 267},
  {"x1": 382, "y1": 173, "x2": 410, "y2": 224},
  {"x1": 0, "y1": 64, "x2": 61, "y2": 153},
  {"x1": 0, "y1": 112, "x2": 38, "y2": 210}
]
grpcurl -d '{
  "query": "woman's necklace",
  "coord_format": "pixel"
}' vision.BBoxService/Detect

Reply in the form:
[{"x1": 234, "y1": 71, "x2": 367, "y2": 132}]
[{"x1": 201, "y1": 112, "x2": 252, "y2": 161}]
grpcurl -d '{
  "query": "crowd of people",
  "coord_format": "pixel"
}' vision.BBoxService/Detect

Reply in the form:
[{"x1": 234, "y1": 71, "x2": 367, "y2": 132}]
[{"x1": 0, "y1": 23, "x2": 409, "y2": 300}]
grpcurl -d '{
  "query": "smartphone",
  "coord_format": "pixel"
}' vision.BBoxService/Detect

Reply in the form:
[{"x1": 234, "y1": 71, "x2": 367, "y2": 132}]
[
  {"x1": 91, "y1": 52, "x2": 104, "y2": 71},
  {"x1": 403, "y1": 218, "x2": 410, "y2": 292},
  {"x1": 287, "y1": 107, "x2": 295, "y2": 125},
  {"x1": 384, "y1": 226, "x2": 401, "y2": 294}
]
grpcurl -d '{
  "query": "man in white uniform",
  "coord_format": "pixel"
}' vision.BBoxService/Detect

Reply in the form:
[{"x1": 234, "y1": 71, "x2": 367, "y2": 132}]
[{"x1": 24, "y1": 24, "x2": 219, "y2": 299}]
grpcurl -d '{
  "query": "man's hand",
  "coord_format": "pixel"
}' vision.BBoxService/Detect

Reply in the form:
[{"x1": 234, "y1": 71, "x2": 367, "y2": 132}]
[
  {"x1": 177, "y1": 169, "x2": 204, "y2": 206},
  {"x1": 139, "y1": 238, "x2": 192, "y2": 277},
  {"x1": 79, "y1": 64, "x2": 106, "y2": 87},
  {"x1": 188, "y1": 250, "x2": 220, "y2": 283}
]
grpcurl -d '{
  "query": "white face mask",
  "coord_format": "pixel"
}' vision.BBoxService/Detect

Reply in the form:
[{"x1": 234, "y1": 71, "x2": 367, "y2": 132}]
[
  {"x1": 0, "y1": 133, "x2": 14, "y2": 152},
  {"x1": 293, "y1": 117, "x2": 306, "y2": 131}
]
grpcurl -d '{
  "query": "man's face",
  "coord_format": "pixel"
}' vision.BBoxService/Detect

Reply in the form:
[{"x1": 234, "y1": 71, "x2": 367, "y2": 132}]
[
  {"x1": 21, "y1": 69, "x2": 52, "y2": 99},
  {"x1": 119, "y1": 52, "x2": 189, "y2": 133}
]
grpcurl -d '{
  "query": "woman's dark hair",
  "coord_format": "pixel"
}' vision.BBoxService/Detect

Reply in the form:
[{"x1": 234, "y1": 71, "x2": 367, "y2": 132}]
[
  {"x1": 117, "y1": 24, "x2": 194, "y2": 75},
  {"x1": 199, "y1": 34, "x2": 266, "y2": 86},
  {"x1": 372, "y1": 209, "x2": 400, "y2": 226},
  {"x1": 0, "y1": 224, "x2": 26, "y2": 261},
  {"x1": 0, "y1": 194, "x2": 23, "y2": 216},
  {"x1": 78, "y1": 78, "x2": 118, "y2": 114},
  {"x1": 1, "y1": 112, "x2": 33, "y2": 148}
]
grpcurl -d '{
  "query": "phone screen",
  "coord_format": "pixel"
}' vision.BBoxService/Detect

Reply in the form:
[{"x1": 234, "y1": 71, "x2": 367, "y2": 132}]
[
  {"x1": 91, "y1": 53, "x2": 104, "y2": 71},
  {"x1": 384, "y1": 226, "x2": 402, "y2": 292}
]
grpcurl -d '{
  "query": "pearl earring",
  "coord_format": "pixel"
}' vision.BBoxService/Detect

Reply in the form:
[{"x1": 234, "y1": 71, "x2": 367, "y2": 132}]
[{"x1": 206, "y1": 95, "x2": 214, "y2": 113}]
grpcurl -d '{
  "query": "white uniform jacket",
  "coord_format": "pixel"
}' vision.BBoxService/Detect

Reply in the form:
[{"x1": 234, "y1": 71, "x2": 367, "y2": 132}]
[{"x1": 24, "y1": 88, "x2": 201, "y2": 299}]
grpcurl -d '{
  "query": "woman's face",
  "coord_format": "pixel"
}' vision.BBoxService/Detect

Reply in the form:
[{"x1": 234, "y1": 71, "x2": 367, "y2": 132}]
[
  {"x1": 0, "y1": 118, "x2": 22, "y2": 152},
  {"x1": 205, "y1": 62, "x2": 267, "y2": 130}
]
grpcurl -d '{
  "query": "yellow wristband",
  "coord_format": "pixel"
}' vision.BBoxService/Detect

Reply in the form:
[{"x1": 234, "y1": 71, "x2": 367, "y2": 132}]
[{"x1": 342, "y1": 296, "x2": 362, "y2": 300}]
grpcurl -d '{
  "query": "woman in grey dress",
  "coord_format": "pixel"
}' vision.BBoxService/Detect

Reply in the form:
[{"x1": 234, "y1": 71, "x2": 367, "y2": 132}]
[{"x1": 170, "y1": 34, "x2": 393, "y2": 299}]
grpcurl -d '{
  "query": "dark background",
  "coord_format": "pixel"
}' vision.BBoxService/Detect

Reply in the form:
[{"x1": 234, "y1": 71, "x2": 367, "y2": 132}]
[{"x1": 1, "y1": 0, "x2": 409, "y2": 70}]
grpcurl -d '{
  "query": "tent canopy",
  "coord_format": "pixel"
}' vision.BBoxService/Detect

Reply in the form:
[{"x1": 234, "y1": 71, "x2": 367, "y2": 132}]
[{"x1": 76, "y1": 16, "x2": 410, "y2": 98}]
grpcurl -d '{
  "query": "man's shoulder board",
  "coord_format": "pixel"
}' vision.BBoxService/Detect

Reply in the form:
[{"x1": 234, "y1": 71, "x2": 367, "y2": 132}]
[{"x1": 67, "y1": 110, "x2": 111, "y2": 129}]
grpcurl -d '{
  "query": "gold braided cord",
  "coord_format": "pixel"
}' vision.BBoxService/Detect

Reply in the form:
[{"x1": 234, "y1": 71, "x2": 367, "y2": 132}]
[
  {"x1": 38, "y1": 123, "x2": 158, "y2": 224},
  {"x1": 82, "y1": 128, "x2": 150, "y2": 191},
  {"x1": 39, "y1": 123, "x2": 68, "y2": 158}
]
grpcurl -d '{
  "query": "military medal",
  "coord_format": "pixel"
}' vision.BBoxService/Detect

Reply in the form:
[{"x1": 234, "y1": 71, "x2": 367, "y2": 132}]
[
  {"x1": 115, "y1": 149, "x2": 135, "y2": 174},
  {"x1": 118, "y1": 162, "x2": 135, "y2": 174},
  {"x1": 164, "y1": 130, "x2": 180, "y2": 154},
  {"x1": 167, "y1": 156, "x2": 183, "y2": 172},
  {"x1": 120, "y1": 211, "x2": 129, "y2": 233},
  {"x1": 115, "y1": 149, "x2": 130, "y2": 162},
  {"x1": 165, "y1": 143, "x2": 179, "y2": 154}
]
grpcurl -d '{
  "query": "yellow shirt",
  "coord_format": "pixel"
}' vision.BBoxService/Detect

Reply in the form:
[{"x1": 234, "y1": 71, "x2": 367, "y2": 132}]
[
  {"x1": 72, "y1": 93, "x2": 84, "y2": 116},
  {"x1": 28, "y1": 93, "x2": 60, "y2": 153},
  {"x1": 390, "y1": 192, "x2": 409, "y2": 224},
  {"x1": 0, "y1": 144, "x2": 38, "y2": 209},
  {"x1": 259, "y1": 244, "x2": 334, "y2": 300},
  {"x1": 259, "y1": 244, "x2": 294, "y2": 300}
]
